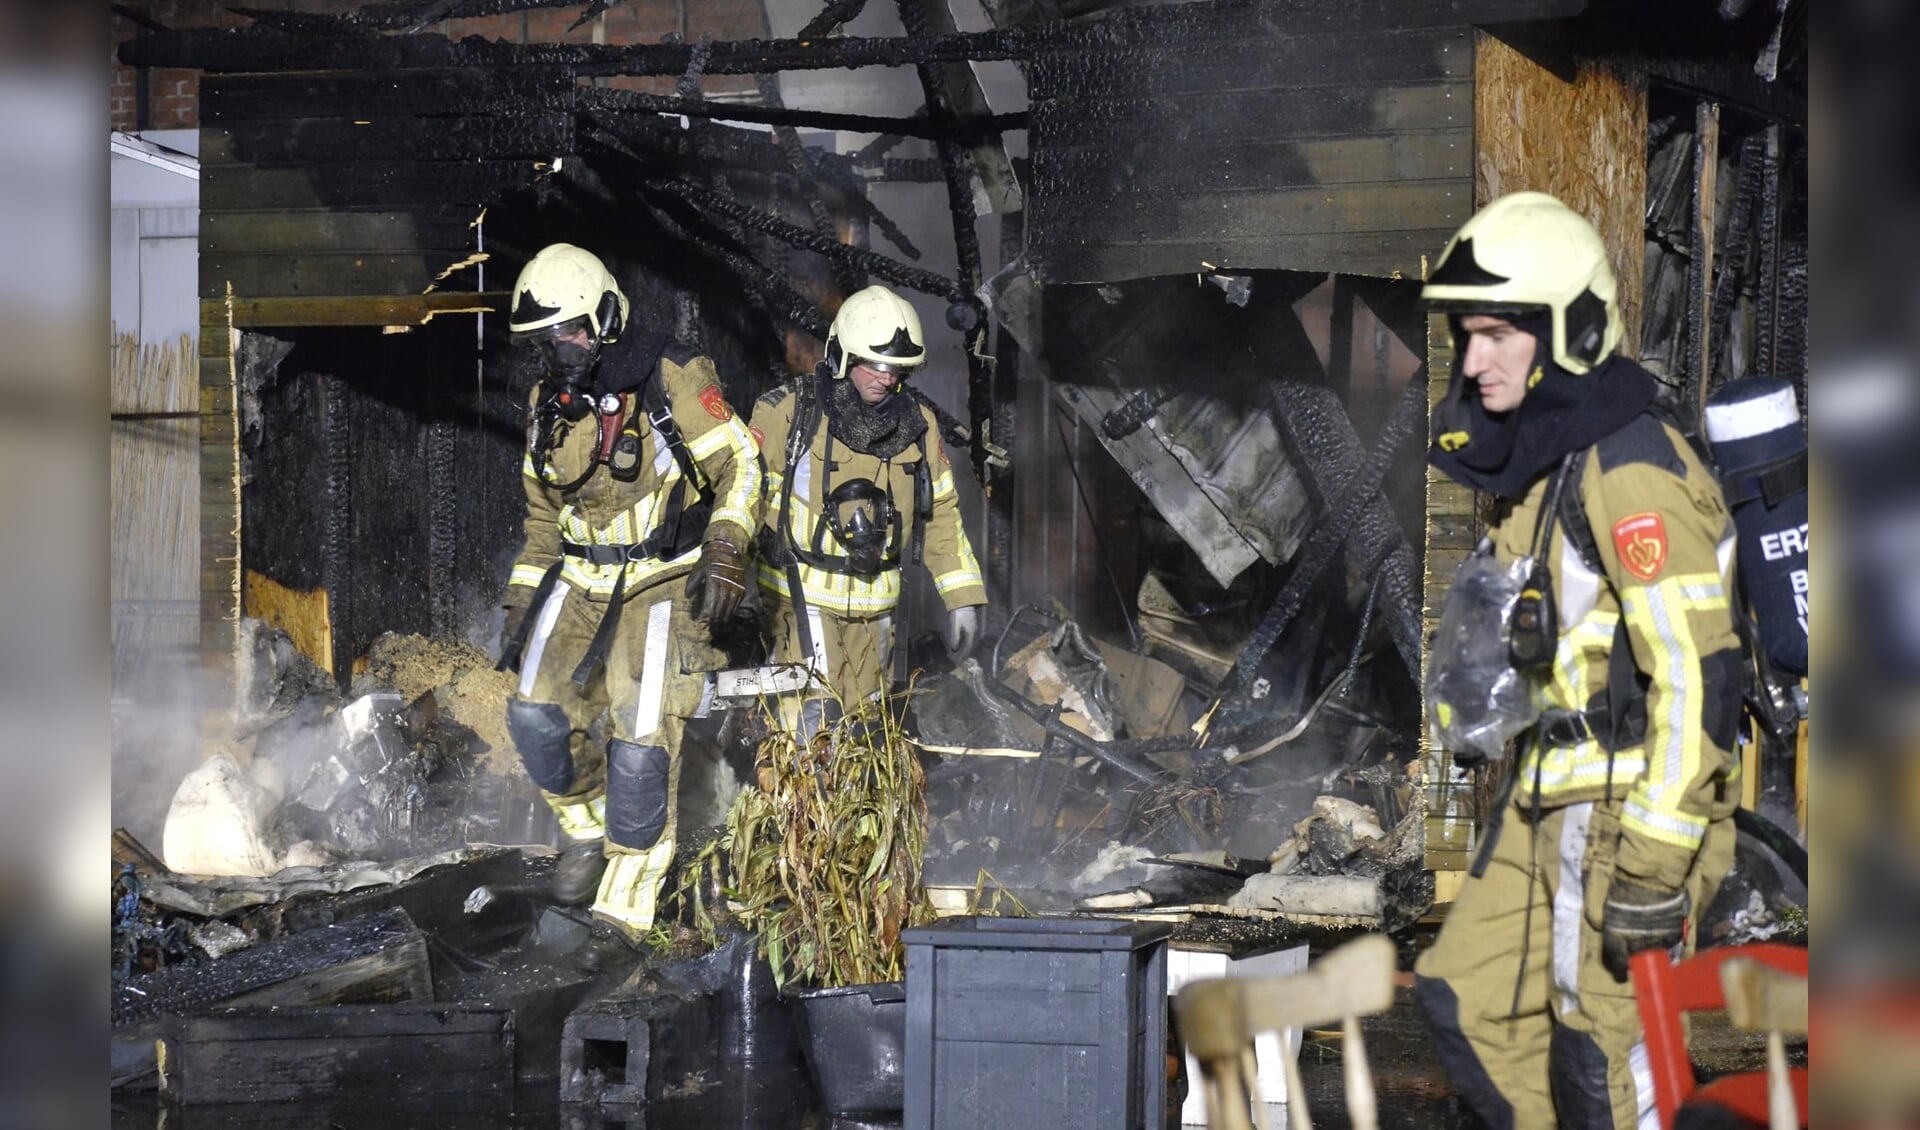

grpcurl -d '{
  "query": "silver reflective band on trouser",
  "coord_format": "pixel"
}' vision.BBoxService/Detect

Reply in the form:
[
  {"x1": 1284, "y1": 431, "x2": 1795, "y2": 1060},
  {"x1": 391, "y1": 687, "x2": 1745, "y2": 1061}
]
[
  {"x1": 518, "y1": 581, "x2": 572, "y2": 697},
  {"x1": 1551, "y1": 802, "x2": 1594, "y2": 1016},
  {"x1": 806, "y1": 606, "x2": 830, "y2": 679},
  {"x1": 632, "y1": 600, "x2": 673, "y2": 740}
]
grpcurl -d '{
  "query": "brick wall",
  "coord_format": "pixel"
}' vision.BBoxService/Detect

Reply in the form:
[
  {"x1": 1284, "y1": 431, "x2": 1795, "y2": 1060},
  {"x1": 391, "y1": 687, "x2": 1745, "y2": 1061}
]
[{"x1": 110, "y1": 0, "x2": 770, "y2": 132}]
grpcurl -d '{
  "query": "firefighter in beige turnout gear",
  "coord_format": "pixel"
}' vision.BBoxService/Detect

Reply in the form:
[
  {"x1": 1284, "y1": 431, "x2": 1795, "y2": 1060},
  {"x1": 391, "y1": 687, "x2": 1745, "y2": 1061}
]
[
  {"x1": 497, "y1": 244, "x2": 761, "y2": 946},
  {"x1": 749, "y1": 285, "x2": 986, "y2": 732},
  {"x1": 1414, "y1": 194, "x2": 1743, "y2": 1129}
]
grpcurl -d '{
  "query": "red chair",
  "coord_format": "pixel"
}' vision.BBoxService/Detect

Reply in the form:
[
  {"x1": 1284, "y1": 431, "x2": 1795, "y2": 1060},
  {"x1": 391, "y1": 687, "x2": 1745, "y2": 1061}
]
[{"x1": 1630, "y1": 943, "x2": 1810, "y2": 1129}]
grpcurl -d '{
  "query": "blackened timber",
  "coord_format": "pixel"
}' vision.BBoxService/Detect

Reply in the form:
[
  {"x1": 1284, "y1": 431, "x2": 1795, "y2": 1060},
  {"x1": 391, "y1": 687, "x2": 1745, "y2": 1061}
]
[
  {"x1": 204, "y1": 69, "x2": 570, "y2": 123},
  {"x1": 113, "y1": 907, "x2": 430, "y2": 1027},
  {"x1": 800, "y1": 0, "x2": 873, "y2": 38},
  {"x1": 896, "y1": 0, "x2": 999, "y2": 476},
  {"x1": 210, "y1": 113, "x2": 571, "y2": 167},
  {"x1": 1029, "y1": 83, "x2": 1469, "y2": 149},
  {"x1": 203, "y1": 209, "x2": 479, "y2": 256},
  {"x1": 1707, "y1": 133, "x2": 1766, "y2": 385},
  {"x1": 642, "y1": 178, "x2": 968, "y2": 302},
  {"x1": 579, "y1": 85, "x2": 1026, "y2": 141},
  {"x1": 202, "y1": 161, "x2": 542, "y2": 212},
  {"x1": 1039, "y1": 132, "x2": 1469, "y2": 201},
  {"x1": 118, "y1": 24, "x2": 1034, "y2": 75},
  {"x1": 1220, "y1": 376, "x2": 1428, "y2": 703},
  {"x1": 158, "y1": 1003, "x2": 514, "y2": 1106},
  {"x1": 355, "y1": 0, "x2": 580, "y2": 29}
]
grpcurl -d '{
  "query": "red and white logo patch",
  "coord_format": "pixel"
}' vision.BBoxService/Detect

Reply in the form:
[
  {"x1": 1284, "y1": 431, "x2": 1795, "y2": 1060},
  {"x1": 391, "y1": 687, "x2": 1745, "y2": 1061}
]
[
  {"x1": 749, "y1": 426, "x2": 765, "y2": 450},
  {"x1": 698, "y1": 385, "x2": 732, "y2": 421},
  {"x1": 1611, "y1": 512, "x2": 1669, "y2": 582}
]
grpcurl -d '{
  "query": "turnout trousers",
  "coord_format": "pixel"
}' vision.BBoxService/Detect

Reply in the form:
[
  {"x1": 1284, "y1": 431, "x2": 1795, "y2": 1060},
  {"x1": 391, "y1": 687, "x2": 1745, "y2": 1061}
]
[
  {"x1": 505, "y1": 579, "x2": 714, "y2": 942},
  {"x1": 1414, "y1": 796, "x2": 1736, "y2": 1129},
  {"x1": 759, "y1": 591, "x2": 894, "y2": 738}
]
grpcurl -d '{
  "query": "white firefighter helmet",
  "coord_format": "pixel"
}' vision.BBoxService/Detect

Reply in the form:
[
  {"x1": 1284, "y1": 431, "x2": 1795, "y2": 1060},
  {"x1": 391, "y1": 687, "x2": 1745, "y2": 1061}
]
[
  {"x1": 1421, "y1": 191, "x2": 1621, "y2": 374},
  {"x1": 508, "y1": 243, "x2": 628, "y2": 344},
  {"x1": 825, "y1": 285, "x2": 926, "y2": 380}
]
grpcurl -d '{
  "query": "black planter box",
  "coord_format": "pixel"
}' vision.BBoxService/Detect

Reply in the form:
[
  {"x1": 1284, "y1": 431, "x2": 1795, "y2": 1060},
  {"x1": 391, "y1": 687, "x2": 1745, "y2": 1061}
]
[{"x1": 902, "y1": 916, "x2": 1172, "y2": 1130}]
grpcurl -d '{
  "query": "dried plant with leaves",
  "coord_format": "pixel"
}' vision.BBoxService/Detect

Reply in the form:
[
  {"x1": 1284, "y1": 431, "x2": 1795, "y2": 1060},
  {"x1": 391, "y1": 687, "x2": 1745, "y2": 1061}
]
[{"x1": 679, "y1": 693, "x2": 936, "y2": 990}]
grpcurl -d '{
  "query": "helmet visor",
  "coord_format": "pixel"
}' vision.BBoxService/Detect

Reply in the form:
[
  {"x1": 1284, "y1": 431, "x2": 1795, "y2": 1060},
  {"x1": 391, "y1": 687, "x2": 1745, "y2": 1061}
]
[{"x1": 510, "y1": 314, "x2": 592, "y2": 346}]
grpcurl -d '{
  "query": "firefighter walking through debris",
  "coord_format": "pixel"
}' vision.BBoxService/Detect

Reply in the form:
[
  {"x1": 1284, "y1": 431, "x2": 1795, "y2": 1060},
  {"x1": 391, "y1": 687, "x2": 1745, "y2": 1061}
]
[
  {"x1": 749, "y1": 284, "x2": 987, "y2": 734},
  {"x1": 497, "y1": 243, "x2": 761, "y2": 947},
  {"x1": 1414, "y1": 193, "x2": 1743, "y2": 1128}
]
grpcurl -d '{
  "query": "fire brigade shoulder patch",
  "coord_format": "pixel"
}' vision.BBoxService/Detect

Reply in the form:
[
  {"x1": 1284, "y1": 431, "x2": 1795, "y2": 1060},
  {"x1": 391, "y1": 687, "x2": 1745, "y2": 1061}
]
[
  {"x1": 1611, "y1": 512, "x2": 1669, "y2": 582},
  {"x1": 749, "y1": 426, "x2": 765, "y2": 449},
  {"x1": 699, "y1": 385, "x2": 731, "y2": 421}
]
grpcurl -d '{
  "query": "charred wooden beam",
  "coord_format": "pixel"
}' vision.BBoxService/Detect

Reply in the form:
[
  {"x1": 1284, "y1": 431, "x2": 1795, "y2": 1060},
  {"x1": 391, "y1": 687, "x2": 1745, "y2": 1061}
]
[
  {"x1": 895, "y1": 0, "x2": 1000, "y2": 478},
  {"x1": 578, "y1": 84, "x2": 1025, "y2": 142},
  {"x1": 113, "y1": 907, "x2": 431, "y2": 1028},
  {"x1": 641, "y1": 176, "x2": 969, "y2": 302},
  {"x1": 356, "y1": 0, "x2": 586, "y2": 30},
  {"x1": 158, "y1": 1003, "x2": 514, "y2": 1105},
  {"x1": 1220, "y1": 376, "x2": 1429, "y2": 705},
  {"x1": 118, "y1": 24, "x2": 1035, "y2": 75},
  {"x1": 800, "y1": 0, "x2": 872, "y2": 38},
  {"x1": 1707, "y1": 132, "x2": 1767, "y2": 385}
]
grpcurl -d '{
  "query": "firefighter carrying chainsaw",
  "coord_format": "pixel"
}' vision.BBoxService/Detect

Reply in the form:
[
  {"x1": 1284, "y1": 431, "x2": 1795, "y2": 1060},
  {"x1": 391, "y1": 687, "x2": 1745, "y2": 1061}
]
[{"x1": 495, "y1": 243, "x2": 762, "y2": 951}]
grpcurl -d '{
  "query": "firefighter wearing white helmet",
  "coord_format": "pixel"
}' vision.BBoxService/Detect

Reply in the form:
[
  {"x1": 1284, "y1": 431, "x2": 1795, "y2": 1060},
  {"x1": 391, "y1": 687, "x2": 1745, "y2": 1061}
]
[
  {"x1": 497, "y1": 243, "x2": 763, "y2": 956},
  {"x1": 748, "y1": 284, "x2": 986, "y2": 734},
  {"x1": 1413, "y1": 194, "x2": 1743, "y2": 1129}
]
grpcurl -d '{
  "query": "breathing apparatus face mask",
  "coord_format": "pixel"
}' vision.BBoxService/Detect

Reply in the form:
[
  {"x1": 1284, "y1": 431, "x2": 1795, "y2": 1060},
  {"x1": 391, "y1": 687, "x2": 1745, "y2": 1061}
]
[
  {"x1": 824, "y1": 478, "x2": 897, "y2": 576},
  {"x1": 516, "y1": 316, "x2": 602, "y2": 422}
]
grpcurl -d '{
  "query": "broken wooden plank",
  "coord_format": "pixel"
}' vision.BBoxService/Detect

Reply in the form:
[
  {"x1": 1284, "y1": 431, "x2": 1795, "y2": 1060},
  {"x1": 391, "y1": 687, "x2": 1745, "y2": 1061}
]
[
  {"x1": 158, "y1": 1002, "x2": 514, "y2": 1105},
  {"x1": 113, "y1": 906, "x2": 431, "y2": 1028},
  {"x1": 1686, "y1": 99, "x2": 1720, "y2": 417},
  {"x1": 113, "y1": 828, "x2": 169, "y2": 876},
  {"x1": 205, "y1": 292, "x2": 508, "y2": 329}
]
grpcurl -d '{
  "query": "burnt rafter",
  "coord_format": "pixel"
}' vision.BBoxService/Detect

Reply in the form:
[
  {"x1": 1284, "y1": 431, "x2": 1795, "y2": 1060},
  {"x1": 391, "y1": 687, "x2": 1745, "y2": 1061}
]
[
  {"x1": 577, "y1": 86, "x2": 1026, "y2": 142},
  {"x1": 353, "y1": 0, "x2": 599, "y2": 29},
  {"x1": 637, "y1": 176, "x2": 969, "y2": 303},
  {"x1": 118, "y1": 23, "x2": 1033, "y2": 75},
  {"x1": 1220, "y1": 375, "x2": 1430, "y2": 705}
]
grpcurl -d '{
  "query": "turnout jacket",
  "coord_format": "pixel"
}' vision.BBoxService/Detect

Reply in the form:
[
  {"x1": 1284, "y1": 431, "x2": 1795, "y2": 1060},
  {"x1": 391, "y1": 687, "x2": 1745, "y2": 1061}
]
[
  {"x1": 508, "y1": 345, "x2": 761, "y2": 602},
  {"x1": 749, "y1": 385, "x2": 986, "y2": 619},
  {"x1": 1491, "y1": 414, "x2": 1742, "y2": 891}
]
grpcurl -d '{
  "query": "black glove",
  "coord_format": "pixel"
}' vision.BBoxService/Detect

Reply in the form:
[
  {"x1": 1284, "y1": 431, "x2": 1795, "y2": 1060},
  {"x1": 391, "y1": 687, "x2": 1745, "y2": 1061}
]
[
  {"x1": 1600, "y1": 875, "x2": 1689, "y2": 980},
  {"x1": 685, "y1": 537, "x2": 748, "y2": 624},
  {"x1": 944, "y1": 605, "x2": 981, "y2": 658}
]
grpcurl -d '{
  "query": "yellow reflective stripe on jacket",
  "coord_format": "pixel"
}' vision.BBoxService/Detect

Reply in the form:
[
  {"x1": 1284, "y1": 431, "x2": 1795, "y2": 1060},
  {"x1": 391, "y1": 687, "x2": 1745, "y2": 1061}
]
[{"x1": 688, "y1": 414, "x2": 761, "y2": 537}]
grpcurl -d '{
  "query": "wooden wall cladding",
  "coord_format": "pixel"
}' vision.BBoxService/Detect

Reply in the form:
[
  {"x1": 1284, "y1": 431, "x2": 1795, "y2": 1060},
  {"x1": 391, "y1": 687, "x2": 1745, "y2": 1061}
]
[
  {"x1": 1026, "y1": 1, "x2": 1478, "y2": 283},
  {"x1": 199, "y1": 68, "x2": 570, "y2": 301},
  {"x1": 1473, "y1": 31, "x2": 1648, "y2": 356}
]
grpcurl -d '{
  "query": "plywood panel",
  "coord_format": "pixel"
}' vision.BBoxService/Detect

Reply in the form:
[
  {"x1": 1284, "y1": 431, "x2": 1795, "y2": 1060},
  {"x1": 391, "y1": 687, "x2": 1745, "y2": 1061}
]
[
  {"x1": 1473, "y1": 31, "x2": 1647, "y2": 357},
  {"x1": 244, "y1": 569, "x2": 334, "y2": 677}
]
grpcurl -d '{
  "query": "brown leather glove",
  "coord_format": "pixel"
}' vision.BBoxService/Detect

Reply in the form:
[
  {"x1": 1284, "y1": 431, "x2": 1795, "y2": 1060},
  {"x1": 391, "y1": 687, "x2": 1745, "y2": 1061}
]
[{"x1": 685, "y1": 536, "x2": 748, "y2": 623}]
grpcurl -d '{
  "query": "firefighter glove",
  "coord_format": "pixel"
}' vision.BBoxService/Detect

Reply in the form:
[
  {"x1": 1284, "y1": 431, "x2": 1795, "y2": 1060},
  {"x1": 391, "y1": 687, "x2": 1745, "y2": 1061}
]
[
  {"x1": 944, "y1": 604, "x2": 981, "y2": 659},
  {"x1": 1601, "y1": 875, "x2": 1689, "y2": 980},
  {"x1": 686, "y1": 536, "x2": 748, "y2": 623}
]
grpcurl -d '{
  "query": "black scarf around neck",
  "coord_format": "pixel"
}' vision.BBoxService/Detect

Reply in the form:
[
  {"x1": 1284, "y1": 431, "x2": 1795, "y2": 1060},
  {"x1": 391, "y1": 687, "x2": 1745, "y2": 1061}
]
[
  {"x1": 824, "y1": 374, "x2": 925, "y2": 461},
  {"x1": 1427, "y1": 325, "x2": 1657, "y2": 499}
]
